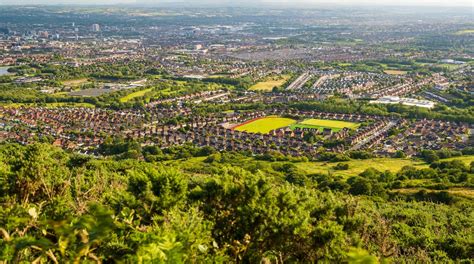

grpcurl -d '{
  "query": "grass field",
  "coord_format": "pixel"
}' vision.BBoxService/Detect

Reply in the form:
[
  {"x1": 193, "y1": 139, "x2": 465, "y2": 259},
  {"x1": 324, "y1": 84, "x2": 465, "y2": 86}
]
[
  {"x1": 295, "y1": 155, "x2": 474, "y2": 178},
  {"x1": 291, "y1": 119, "x2": 360, "y2": 132},
  {"x1": 384, "y1": 70, "x2": 407, "y2": 75},
  {"x1": 120, "y1": 88, "x2": 153, "y2": 103},
  {"x1": 249, "y1": 75, "x2": 290, "y2": 91},
  {"x1": 454, "y1": 29, "x2": 474, "y2": 35},
  {"x1": 234, "y1": 116, "x2": 297, "y2": 133},
  {"x1": 234, "y1": 117, "x2": 360, "y2": 134},
  {"x1": 62, "y1": 78, "x2": 89, "y2": 87},
  {"x1": 437, "y1": 64, "x2": 462, "y2": 71}
]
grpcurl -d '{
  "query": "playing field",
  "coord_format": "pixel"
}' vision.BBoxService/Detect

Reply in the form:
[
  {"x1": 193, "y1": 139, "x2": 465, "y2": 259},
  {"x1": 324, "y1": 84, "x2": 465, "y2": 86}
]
[
  {"x1": 234, "y1": 117, "x2": 297, "y2": 133},
  {"x1": 291, "y1": 119, "x2": 360, "y2": 132},
  {"x1": 249, "y1": 75, "x2": 290, "y2": 91},
  {"x1": 120, "y1": 88, "x2": 153, "y2": 102}
]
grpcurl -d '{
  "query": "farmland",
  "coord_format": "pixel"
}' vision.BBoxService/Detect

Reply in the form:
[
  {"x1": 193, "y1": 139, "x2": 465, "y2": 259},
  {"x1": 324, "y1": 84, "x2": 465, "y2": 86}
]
[
  {"x1": 291, "y1": 119, "x2": 360, "y2": 132},
  {"x1": 234, "y1": 116, "x2": 296, "y2": 133},
  {"x1": 249, "y1": 75, "x2": 291, "y2": 91}
]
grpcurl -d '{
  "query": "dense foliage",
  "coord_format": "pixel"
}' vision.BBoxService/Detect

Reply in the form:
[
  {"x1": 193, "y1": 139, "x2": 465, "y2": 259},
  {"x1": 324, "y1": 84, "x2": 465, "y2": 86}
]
[{"x1": 0, "y1": 143, "x2": 472, "y2": 263}]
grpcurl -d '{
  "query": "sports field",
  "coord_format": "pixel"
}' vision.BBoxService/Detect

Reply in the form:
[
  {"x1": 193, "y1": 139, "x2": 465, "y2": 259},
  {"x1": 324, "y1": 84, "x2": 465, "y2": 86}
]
[
  {"x1": 291, "y1": 119, "x2": 360, "y2": 132},
  {"x1": 234, "y1": 116, "x2": 296, "y2": 133},
  {"x1": 249, "y1": 75, "x2": 290, "y2": 91}
]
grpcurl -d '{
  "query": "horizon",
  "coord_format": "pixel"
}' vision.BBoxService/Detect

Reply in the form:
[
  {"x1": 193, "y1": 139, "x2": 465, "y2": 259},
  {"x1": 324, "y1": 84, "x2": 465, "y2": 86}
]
[{"x1": 0, "y1": 0, "x2": 472, "y2": 8}]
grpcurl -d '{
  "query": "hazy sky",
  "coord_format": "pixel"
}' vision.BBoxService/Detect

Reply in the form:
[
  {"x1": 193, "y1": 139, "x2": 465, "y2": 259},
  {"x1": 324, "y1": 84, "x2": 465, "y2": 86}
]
[{"x1": 0, "y1": 0, "x2": 472, "y2": 7}]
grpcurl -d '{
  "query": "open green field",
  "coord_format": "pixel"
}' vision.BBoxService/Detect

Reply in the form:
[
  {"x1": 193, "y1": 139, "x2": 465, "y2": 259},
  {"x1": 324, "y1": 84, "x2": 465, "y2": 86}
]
[
  {"x1": 295, "y1": 158, "x2": 428, "y2": 178},
  {"x1": 249, "y1": 75, "x2": 290, "y2": 91},
  {"x1": 61, "y1": 78, "x2": 89, "y2": 87},
  {"x1": 384, "y1": 70, "x2": 407, "y2": 75},
  {"x1": 455, "y1": 29, "x2": 474, "y2": 35},
  {"x1": 291, "y1": 119, "x2": 360, "y2": 132},
  {"x1": 172, "y1": 155, "x2": 474, "y2": 181},
  {"x1": 437, "y1": 64, "x2": 462, "y2": 71},
  {"x1": 235, "y1": 117, "x2": 360, "y2": 134},
  {"x1": 234, "y1": 116, "x2": 297, "y2": 133},
  {"x1": 120, "y1": 88, "x2": 153, "y2": 102},
  {"x1": 296, "y1": 155, "x2": 474, "y2": 178}
]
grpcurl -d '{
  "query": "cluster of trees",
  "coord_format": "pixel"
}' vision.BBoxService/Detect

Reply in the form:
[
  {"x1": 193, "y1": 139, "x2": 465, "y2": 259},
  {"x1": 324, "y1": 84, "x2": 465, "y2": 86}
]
[{"x1": 0, "y1": 143, "x2": 472, "y2": 263}]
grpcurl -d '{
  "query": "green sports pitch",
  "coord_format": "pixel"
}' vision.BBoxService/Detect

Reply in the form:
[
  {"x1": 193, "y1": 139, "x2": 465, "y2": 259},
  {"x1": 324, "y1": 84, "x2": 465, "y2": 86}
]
[{"x1": 234, "y1": 117, "x2": 359, "y2": 134}]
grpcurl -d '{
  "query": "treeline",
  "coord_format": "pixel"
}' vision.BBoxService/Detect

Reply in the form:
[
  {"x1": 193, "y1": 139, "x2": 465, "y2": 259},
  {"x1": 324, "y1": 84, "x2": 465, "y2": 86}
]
[{"x1": 0, "y1": 143, "x2": 472, "y2": 263}]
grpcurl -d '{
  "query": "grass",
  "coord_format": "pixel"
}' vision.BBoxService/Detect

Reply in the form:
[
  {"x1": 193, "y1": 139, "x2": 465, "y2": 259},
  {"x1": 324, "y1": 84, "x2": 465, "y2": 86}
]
[
  {"x1": 234, "y1": 116, "x2": 297, "y2": 134},
  {"x1": 454, "y1": 29, "x2": 474, "y2": 35},
  {"x1": 295, "y1": 158, "x2": 427, "y2": 178},
  {"x1": 62, "y1": 78, "x2": 89, "y2": 87},
  {"x1": 295, "y1": 155, "x2": 474, "y2": 179},
  {"x1": 234, "y1": 117, "x2": 360, "y2": 134},
  {"x1": 384, "y1": 70, "x2": 407, "y2": 75},
  {"x1": 437, "y1": 64, "x2": 461, "y2": 71},
  {"x1": 393, "y1": 188, "x2": 474, "y2": 199},
  {"x1": 120, "y1": 88, "x2": 153, "y2": 103},
  {"x1": 291, "y1": 119, "x2": 360, "y2": 132},
  {"x1": 249, "y1": 75, "x2": 290, "y2": 91}
]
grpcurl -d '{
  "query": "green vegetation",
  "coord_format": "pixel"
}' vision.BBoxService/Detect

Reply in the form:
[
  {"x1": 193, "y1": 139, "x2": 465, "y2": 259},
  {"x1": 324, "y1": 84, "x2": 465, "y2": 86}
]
[
  {"x1": 234, "y1": 116, "x2": 297, "y2": 133},
  {"x1": 0, "y1": 143, "x2": 473, "y2": 263},
  {"x1": 295, "y1": 156, "x2": 474, "y2": 178},
  {"x1": 249, "y1": 75, "x2": 290, "y2": 91},
  {"x1": 291, "y1": 118, "x2": 360, "y2": 132},
  {"x1": 454, "y1": 29, "x2": 474, "y2": 35},
  {"x1": 119, "y1": 88, "x2": 153, "y2": 102},
  {"x1": 383, "y1": 70, "x2": 407, "y2": 75}
]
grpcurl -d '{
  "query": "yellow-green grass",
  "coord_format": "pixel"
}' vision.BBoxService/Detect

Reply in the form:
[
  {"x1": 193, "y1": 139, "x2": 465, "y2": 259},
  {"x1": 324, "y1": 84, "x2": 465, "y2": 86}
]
[
  {"x1": 454, "y1": 29, "x2": 474, "y2": 35},
  {"x1": 62, "y1": 78, "x2": 89, "y2": 86},
  {"x1": 338, "y1": 63, "x2": 352, "y2": 67},
  {"x1": 249, "y1": 75, "x2": 291, "y2": 91},
  {"x1": 291, "y1": 119, "x2": 360, "y2": 132},
  {"x1": 234, "y1": 116, "x2": 297, "y2": 134},
  {"x1": 437, "y1": 64, "x2": 461, "y2": 71},
  {"x1": 384, "y1": 70, "x2": 407, "y2": 75},
  {"x1": 52, "y1": 92, "x2": 69, "y2": 96},
  {"x1": 120, "y1": 88, "x2": 153, "y2": 103},
  {"x1": 295, "y1": 155, "x2": 474, "y2": 179}
]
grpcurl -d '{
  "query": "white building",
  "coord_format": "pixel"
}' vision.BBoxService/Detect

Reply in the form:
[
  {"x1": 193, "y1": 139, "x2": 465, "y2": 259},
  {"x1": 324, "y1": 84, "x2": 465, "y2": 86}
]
[
  {"x1": 91, "y1": 24, "x2": 100, "y2": 32},
  {"x1": 370, "y1": 96, "x2": 435, "y2": 109}
]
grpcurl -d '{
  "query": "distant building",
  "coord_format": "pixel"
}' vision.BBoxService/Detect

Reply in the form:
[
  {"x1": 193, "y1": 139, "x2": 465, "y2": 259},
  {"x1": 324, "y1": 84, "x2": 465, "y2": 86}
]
[
  {"x1": 370, "y1": 96, "x2": 435, "y2": 109},
  {"x1": 440, "y1": 59, "x2": 466, "y2": 65},
  {"x1": 91, "y1": 24, "x2": 100, "y2": 32},
  {"x1": 38, "y1": 31, "x2": 49, "y2": 38}
]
